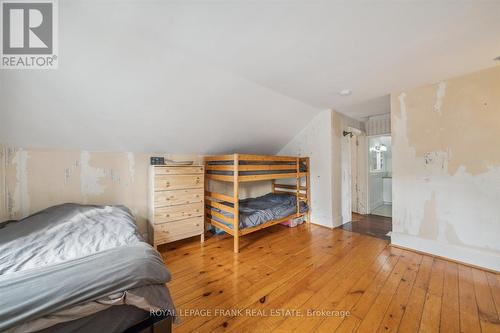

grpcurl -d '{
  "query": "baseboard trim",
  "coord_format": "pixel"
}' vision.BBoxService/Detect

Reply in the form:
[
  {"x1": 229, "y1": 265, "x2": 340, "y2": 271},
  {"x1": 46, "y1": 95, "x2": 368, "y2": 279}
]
[
  {"x1": 310, "y1": 222, "x2": 334, "y2": 230},
  {"x1": 332, "y1": 215, "x2": 343, "y2": 228},
  {"x1": 391, "y1": 232, "x2": 500, "y2": 273}
]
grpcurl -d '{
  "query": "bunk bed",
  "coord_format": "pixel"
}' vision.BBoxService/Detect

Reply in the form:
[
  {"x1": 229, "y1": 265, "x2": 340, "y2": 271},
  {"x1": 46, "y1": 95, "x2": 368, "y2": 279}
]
[{"x1": 204, "y1": 154, "x2": 310, "y2": 253}]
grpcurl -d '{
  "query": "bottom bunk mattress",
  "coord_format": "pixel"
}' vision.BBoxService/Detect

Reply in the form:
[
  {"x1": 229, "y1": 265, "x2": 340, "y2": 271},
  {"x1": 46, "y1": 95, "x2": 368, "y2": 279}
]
[{"x1": 209, "y1": 193, "x2": 308, "y2": 230}]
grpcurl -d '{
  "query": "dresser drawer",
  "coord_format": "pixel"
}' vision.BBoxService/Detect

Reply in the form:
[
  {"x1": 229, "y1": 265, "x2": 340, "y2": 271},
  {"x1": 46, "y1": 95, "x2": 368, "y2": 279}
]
[
  {"x1": 155, "y1": 174, "x2": 203, "y2": 191},
  {"x1": 155, "y1": 188, "x2": 203, "y2": 207},
  {"x1": 155, "y1": 166, "x2": 204, "y2": 175},
  {"x1": 154, "y1": 202, "x2": 203, "y2": 223},
  {"x1": 154, "y1": 217, "x2": 203, "y2": 244}
]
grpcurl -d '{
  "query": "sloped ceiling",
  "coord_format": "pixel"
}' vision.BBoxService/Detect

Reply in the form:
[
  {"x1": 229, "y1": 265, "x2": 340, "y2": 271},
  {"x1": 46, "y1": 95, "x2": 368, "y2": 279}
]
[{"x1": 1, "y1": 1, "x2": 499, "y2": 153}]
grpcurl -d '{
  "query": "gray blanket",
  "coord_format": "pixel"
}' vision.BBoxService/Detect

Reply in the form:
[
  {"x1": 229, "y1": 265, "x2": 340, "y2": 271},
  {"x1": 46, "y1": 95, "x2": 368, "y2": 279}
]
[
  {"x1": 211, "y1": 193, "x2": 308, "y2": 229},
  {"x1": 0, "y1": 204, "x2": 174, "y2": 332}
]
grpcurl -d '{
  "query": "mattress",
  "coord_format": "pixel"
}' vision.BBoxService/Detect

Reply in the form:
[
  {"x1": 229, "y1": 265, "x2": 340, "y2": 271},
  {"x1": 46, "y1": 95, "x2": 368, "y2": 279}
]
[
  {"x1": 34, "y1": 305, "x2": 149, "y2": 333},
  {"x1": 0, "y1": 204, "x2": 175, "y2": 333},
  {"x1": 209, "y1": 193, "x2": 308, "y2": 229},
  {"x1": 207, "y1": 160, "x2": 307, "y2": 176}
]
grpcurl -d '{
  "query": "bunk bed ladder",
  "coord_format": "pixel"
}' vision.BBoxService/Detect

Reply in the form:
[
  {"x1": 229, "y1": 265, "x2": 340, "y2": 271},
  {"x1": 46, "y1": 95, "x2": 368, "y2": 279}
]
[
  {"x1": 305, "y1": 157, "x2": 311, "y2": 224},
  {"x1": 296, "y1": 157, "x2": 300, "y2": 217},
  {"x1": 233, "y1": 153, "x2": 240, "y2": 253}
]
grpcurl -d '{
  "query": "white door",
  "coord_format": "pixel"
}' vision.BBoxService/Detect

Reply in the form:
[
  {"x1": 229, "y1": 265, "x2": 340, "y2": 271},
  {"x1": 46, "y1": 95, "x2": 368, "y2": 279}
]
[
  {"x1": 341, "y1": 134, "x2": 352, "y2": 224},
  {"x1": 351, "y1": 136, "x2": 358, "y2": 213}
]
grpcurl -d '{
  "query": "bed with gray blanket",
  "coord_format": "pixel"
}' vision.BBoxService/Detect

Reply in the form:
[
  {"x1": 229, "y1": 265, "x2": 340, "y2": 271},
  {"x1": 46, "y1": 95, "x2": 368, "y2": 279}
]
[
  {"x1": 0, "y1": 204, "x2": 175, "y2": 333},
  {"x1": 209, "y1": 193, "x2": 308, "y2": 230}
]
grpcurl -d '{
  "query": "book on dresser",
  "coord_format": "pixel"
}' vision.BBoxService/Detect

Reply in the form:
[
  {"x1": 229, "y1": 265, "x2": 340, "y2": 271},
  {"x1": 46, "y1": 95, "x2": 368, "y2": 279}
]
[{"x1": 148, "y1": 164, "x2": 205, "y2": 249}]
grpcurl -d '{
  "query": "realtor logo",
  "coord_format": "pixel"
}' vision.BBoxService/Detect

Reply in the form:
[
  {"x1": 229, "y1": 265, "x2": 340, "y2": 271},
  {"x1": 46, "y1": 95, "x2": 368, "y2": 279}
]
[{"x1": 1, "y1": 0, "x2": 58, "y2": 69}]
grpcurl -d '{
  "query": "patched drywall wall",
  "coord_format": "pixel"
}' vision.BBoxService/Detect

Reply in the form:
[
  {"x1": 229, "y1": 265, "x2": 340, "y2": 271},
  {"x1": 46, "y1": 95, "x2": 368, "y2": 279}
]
[
  {"x1": 391, "y1": 65, "x2": 500, "y2": 271},
  {"x1": 0, "y1": 147, "x2": 201, "y2": 235}
]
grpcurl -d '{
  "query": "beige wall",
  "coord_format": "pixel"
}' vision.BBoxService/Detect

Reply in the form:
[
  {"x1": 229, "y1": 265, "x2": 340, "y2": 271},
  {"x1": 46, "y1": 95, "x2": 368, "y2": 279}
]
[
  {"x1": 391, "y1": 66, "x2": 500, "y2": 271},
  {"x1": 0, "y1": 146, "x2": 275, "y2": 235},
  {"x1": 0, "y1": 146, "x2": 201, "y2": 236}
]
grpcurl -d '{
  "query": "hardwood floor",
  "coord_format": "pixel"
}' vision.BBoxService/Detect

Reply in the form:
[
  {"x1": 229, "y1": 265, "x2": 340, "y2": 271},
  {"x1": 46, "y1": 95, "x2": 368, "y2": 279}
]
[
  {"x1": 340, "y1": 213, "x2": 392, "y2": 240},
  {"x1": 159, "y1": 224, "x2": 500, "y2": 332}
]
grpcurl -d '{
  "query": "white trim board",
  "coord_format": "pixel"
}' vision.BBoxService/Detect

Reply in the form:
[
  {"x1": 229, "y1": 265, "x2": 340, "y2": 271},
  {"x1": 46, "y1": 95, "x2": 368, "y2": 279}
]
[{"x1": 391, "y1": 232, "x2": 500, "y2": 272}]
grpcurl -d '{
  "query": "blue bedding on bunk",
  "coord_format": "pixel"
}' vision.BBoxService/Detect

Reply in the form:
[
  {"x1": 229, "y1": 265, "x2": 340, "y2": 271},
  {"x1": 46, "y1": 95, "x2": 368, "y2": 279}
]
[{"x1": 209, "y1": 193, "x2": 308, "y2": 230}]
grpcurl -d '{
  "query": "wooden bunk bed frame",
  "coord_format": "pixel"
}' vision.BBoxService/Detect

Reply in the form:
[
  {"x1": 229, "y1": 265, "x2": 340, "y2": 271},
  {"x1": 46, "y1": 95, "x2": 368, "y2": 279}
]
[{"x1": 204, "y1": 154, "x2": 310, "y2": 253}]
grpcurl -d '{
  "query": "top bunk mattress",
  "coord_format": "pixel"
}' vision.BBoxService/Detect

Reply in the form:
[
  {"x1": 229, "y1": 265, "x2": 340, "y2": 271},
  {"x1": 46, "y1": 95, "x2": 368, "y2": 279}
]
[{"x1": 207, "y1": 160, "x2": 307, "y2": 176}]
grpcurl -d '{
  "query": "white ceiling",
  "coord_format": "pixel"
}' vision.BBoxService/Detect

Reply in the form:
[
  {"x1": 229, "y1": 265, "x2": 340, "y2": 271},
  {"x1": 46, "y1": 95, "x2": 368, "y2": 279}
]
[{"x1": 1, "y1": 0, "x2": 499, "y2": 153}]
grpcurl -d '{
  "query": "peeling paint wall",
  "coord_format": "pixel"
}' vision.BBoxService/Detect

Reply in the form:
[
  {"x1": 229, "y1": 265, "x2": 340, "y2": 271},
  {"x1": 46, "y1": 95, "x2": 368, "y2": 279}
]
[
  {"x1": 391, "y1": 66, "x2": 500, "y2": 271},
  {"x1": 0, "y1": 147, "x2": 201, "y2": 235}
]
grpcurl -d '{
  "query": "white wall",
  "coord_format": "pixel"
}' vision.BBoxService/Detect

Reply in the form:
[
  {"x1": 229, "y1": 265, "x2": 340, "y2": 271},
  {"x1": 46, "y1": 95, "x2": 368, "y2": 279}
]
[
  {"x1": 0, "y1": 2, "x2": 320, "y2": 155},
  {"x1": 279, "y1": 110, "x2": 333, "y2": 227},
  {"x1": 278, "y1": 110, "x2": 362, "y2": 228}
]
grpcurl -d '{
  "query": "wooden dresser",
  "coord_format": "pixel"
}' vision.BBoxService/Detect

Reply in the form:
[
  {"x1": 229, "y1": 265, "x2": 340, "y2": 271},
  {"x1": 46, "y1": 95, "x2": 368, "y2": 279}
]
[{"x1": 148, "y1": 165, "x2": 204, "y2": 249}]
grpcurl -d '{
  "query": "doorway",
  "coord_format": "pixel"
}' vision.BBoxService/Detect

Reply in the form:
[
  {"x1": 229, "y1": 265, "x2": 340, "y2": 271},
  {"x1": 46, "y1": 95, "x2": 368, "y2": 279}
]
[
  {"x1": 367, "y1": 135, "x2": 392, "y2": 217},
  {"x1": 341, "y1": 127, "x2": 367, "y2": 224}
]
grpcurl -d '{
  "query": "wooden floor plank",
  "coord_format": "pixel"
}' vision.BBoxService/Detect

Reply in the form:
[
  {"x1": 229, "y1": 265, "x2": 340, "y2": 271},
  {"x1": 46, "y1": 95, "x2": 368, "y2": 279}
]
[
  {"x1": 486, "y1": 272, "x2": 500, "y2": 321},
  {"x1": 397, "y1": 255, "x2": 434, "y2": 333},
  {"x1": 440, "y1": 261, "x2": 460, "y2": 333},
  {"x1": 257, "y1": 236, "x2": 384, "y2": 333},
  {"x1": 472, "y1": 267, "x2": 500, "y2": 331},
  {"x1": 314, "y1": 247, "x2": 400, "y2": 332},
  {"x1": 419, "y1": 259, "x2": 446, "y2": 332},
  {"x1": 376, "y1": 251, "x2": 423, "y2": 332},
  {"x1": 157, "y1": 224, "x2": 500, "y2": 333},
  {"x1": 218, "y1": 236, "x2": 377, "y2": 333},
  {"x1": 458, "y1": 265, "x2": 482, "y2": 333},
  {"x1": 177, "y1": 231, "x2": 363, "y2": 332},
  {"x1": 354, "y1": 249, "x2": 415, "y2": 332}
]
